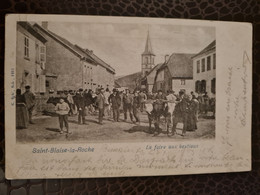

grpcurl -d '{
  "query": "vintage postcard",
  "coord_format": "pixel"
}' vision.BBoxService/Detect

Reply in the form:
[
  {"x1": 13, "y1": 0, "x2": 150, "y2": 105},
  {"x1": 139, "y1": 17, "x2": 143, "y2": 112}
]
[{"x1": 5, "y1": 14, "x2": 252, "y2": 179}]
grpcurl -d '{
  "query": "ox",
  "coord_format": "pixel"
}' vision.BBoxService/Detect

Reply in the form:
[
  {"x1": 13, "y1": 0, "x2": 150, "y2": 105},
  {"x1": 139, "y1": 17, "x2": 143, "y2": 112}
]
[{"x1": 145, "y1": 99, "x2": 179, "y2": 136}]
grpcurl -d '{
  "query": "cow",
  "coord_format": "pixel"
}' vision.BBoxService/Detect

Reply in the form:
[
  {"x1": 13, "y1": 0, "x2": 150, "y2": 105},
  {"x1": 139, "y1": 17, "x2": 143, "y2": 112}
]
[{"x1": 145, "y1": 99, "x2": 177, "y2": 136}]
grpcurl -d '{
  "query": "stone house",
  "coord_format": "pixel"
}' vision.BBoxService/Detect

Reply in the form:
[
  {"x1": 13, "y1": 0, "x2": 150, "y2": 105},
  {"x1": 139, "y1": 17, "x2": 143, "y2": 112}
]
[
  {"x1": 16, "y1": 22, "x2": 47, "y2": 94},
  {"x1": 33, "y1": 22, "x2": 115, "y2": 93},
  {"x1": 153, "y1": 53, "x2": 195, "y2": 94},
  {"x1": 192, "y1": 40, "x2": 216, "y2": 97}
]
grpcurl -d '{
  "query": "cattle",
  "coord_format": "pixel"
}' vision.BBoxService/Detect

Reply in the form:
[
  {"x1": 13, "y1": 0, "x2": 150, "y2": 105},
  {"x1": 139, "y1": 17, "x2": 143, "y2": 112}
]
[{"x1": 145, "y1": 100, "x2": 178, "y2": 136}]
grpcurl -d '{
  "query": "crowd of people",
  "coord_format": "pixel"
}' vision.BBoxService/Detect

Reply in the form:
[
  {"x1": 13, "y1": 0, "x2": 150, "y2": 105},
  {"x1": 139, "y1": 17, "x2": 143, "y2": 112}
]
[{"x1": 16, "y1": 85, "x2": 215, "y2": 137}]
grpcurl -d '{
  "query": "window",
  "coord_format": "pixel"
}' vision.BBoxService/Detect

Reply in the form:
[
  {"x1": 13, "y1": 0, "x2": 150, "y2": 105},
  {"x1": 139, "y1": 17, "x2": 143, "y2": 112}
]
[
  {"x1": 213, "y1": 53, "x2": 216, "y2": 69},
  {"x1": 211, "y1": 78, "x2": 216, "y2": 94},
  {"x1": 35, "y1": 43, "x2": 40, "y2": 63},
  {"x1": 202, "y1": 58, "x2": 205, "y2": 72},
  {"x1": 146, "y1": 57, "x2": 149, "y2": 64},
  {"x1": 201, "y1": 80, "x2": 206, "y2": 93},
  {"x1": 45, "y1": 80, "x2": 49, "y2": 87},
  {"x1": 195, "y1": 80, "x2": 201, "y2": 93},
  {"x1": 181, "y1": 79, "x2": 185, "y2": 85},
  {"x1": 24, "y1": 36, "x2": 29, "y2": 58},
  {"x1": 197, "y1": 60, "x2": 200, "y2": 73},
  {"x1": 40, "y1": 46, "x2": 46, "y2": 63},
  {"x1": 207, "y1": 56, "x2": 211, "y2": 71}
]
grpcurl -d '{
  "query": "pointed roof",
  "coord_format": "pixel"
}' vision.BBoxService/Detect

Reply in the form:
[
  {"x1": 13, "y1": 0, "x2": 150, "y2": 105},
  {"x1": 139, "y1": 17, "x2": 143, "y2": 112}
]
[
  {"x1": 142, "y1": 31, "x2": 155, "y2": 56},
  {"x1": 158, "y1": 53, "x2": 195, "y2": 79},
  {"x1": 18, "y1": 22, "x2": 47, "y2": 43},
  {"x1": 33, "y1": 23, "x2": 115, "y2": 74},
  {"x1": 192, "y1": 40, "x2": 216, "y2": 58}
]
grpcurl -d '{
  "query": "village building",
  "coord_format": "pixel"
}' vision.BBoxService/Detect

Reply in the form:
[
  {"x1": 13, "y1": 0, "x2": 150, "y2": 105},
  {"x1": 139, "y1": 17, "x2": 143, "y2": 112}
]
[
  {"x1": 33, "y1": 22, "x2": 115, "y2": 93},
  {"x1": 115, "y1": 31, "x2": 157, "y2": 92},
  {"x1": 140, "y1": 63, "x2": 164, "y2": 92},
  {"x1": 16, "y1": 22, "x2": 47, "y2": 94},
  {"x1": 153, "y1": 53, "x2": 195, "y2": 93},
  {"x1": 141, "y1": 31, "x2": 155, "y2": 77},
  {"x1": 139, "y1": 31, "x2": 163, "y2": 92},
  {"x1": 192, "y1": 40, "x2": 216, "y2": 97}
]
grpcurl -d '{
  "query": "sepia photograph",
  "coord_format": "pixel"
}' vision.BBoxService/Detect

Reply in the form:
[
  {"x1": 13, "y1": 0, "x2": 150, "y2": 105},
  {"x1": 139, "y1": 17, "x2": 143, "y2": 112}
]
[
  {"x1": 15, "y1": 21, "x2": 216, "y2": 143},
  {"x1": 5, "y1": 15, "x2": 252, "y2": 179}
]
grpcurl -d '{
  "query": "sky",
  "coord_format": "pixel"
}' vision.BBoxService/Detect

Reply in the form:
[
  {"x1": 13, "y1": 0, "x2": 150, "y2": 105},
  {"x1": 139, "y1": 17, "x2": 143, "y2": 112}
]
[{"x1": 43, "y1": 21, "x2": 215, "y2": 76}]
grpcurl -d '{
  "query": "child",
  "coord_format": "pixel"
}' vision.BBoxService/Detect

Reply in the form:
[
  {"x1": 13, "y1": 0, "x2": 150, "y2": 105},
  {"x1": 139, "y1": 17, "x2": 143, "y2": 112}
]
[{"x1": 55, "y1": 98, "x2": 71, "y2": 134}]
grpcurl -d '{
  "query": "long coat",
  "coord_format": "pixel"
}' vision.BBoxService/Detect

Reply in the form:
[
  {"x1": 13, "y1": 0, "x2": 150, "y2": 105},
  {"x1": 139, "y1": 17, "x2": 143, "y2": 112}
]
[
  {"x1": 96, "y1": 93, "x2": 106, "y2": 109},
  {"x1": 74, "y1": 93, "x2": 85, "y2": 109},
  {"x1": 109, "y1": 94, "x2": 121, "y2": 109},
  {"x1": 23, "y1": 91, "x2": 35, "y2": 109}
]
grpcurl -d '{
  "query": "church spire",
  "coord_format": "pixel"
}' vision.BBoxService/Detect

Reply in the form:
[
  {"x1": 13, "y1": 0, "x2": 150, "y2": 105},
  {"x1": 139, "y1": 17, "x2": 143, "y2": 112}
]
[
  {"x1": 143, "y1": 31, "x2": 154, "y2": 55},
  {"x1": 141, "y1": 31, "x2": 155, "y2": 77}
]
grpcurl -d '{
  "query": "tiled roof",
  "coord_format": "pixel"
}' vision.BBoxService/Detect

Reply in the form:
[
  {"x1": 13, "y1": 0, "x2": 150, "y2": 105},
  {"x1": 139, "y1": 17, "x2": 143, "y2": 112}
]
[
  {"x1": 33, "y1": 23, "x2": 115, "y2": 74},
  {"x1": 75, "y1": 45, "x2": 115, "y2": 74},
  {"x1": 18, "y1": 22, "x2": 47, "y2": 43},
  {"x1": 192, "y1": 40, "x2": 216, "y2": 58},
  {"x1": 160, "y1": 53, "x2": 195, "y2": 78},
  {"x1": 146, "y1": 63, "x2": 164, "y2": 84}
]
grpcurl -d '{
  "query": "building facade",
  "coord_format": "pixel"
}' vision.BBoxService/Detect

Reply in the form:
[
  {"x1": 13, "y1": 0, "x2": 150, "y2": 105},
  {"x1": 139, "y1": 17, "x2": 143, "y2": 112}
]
[
  {"x1": 154, "y1": 53, "x2": 194, "y2": 94},
  {"x1": 33, "y1": 22, "x2": 115, "y2": 93},
  {"x1": 16, "y1": 22, "x2": 47, "y2": 94},
  {"x1": 192, "y1": 40, "x2": 216, "y2": 97}
]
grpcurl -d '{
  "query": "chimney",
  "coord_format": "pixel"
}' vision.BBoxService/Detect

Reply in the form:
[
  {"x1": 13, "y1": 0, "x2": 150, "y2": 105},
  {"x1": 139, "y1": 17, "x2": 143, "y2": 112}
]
[
  {"x1": 42, "y1": 21, "x2": 48, "y2": 30},
  {"x1": 165, "y1": 54, "x2": 170, "y2": 63}
]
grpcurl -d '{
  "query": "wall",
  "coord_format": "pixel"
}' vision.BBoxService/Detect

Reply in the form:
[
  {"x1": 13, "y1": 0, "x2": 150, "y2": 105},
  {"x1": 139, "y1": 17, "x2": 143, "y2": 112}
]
[
  {"x1": 193, "y1": 49, "x2": 216, "y2": 97},
  {"x1": 43, "y1": 34, "x2": 83, "y2": 91},
  {"x1": 172, "y1": 79, "x2": 194, "y2": 94},
  {"x1": 16, "y1": 24, "x2": 46, "y2": 94}
]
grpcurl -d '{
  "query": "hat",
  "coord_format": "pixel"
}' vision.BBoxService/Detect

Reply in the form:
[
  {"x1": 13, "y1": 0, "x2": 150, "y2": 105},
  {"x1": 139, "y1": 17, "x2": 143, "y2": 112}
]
[
  {"x1": 113, "y1": 88, "x2": 117, "y2": 92},
  {"x1": 79, "y1": 88, "x2": 83, "y2": 92},
  {"x1": 25, "y1": 85, "x2": 30, "y2": 89}
]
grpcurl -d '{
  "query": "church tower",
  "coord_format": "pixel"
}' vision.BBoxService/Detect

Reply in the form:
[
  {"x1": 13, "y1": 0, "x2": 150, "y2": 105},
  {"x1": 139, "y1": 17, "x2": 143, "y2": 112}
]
[{"x1": 141, "y1": 31, "x2": 155, "y2": 77}]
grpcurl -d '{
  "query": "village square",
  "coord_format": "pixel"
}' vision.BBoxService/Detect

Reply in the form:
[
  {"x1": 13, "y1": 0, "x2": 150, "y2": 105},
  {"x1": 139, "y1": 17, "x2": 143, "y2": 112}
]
[{"x1": 15, "y1": 21, "x2": 216, "y2": 143}]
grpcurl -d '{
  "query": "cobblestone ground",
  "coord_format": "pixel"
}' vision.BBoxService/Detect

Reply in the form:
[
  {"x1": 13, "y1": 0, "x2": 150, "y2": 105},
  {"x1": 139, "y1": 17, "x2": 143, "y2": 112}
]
[{"x1": 16, "y1": 112, "x2": 215, "y2": 143}]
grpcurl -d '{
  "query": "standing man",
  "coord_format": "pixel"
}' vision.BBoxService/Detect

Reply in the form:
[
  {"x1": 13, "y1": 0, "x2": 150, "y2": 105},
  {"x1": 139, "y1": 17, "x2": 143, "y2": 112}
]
[
  {"x1": 74, "y1": 88, "x2": 87, "y2": 125},
  {"x1": 172, "y1": 91, "x2": 190, "y2": 136},
  {"x1": 96, "y1": 88, "x2": 106, "y2": 125},
  {"x1": 153, "y1": 90, "x2": 167, "y2": 135},
  {"x1": 108, "y1": 89, "x2": 121, "y2": 122},
  {"x1": 166, "y1": 90, "x2": 177, "y2": 136},
  {"x1": 23, "y1": 85, "x2": 36, "y2": 124},
  {"x1": 55, "y1": 98, "x2": 70, "y2": 134},
  {"x1": 103, "y1": 88, "x2": 111, "y2": 117},
  {"x1": 190, "y1": 95, "x2": 199, "y2": 130},
  {"x1": 123, "y1": 89, "x2": 133, "y2": 122},
  {"x1": 139, "y1": 90, "x2": 147, "y2": 112},
  {"x1": 203, "y1": 92, "x2": 209, "y2": 115},
  {"x1": 132, "y1": 90, "x2": 141, "y2": 125}
]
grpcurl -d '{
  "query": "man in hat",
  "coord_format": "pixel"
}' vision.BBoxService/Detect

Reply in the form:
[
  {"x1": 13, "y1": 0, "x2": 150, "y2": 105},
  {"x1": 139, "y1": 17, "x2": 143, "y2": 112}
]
[
  {"x1": 122, "y1": 89, "x2": 133, "y2": 122},
  {"x1": 132, "y1": 90, "x2": 141, "y2": 125},
  {"x1": 74, "y1": 88, "x2": 87, "y2": 125},
  {"x1": 108, "y1": 89, "x2": 121, "y2": 122},
  {"x1": 153, "y1": 90, "x2": 167, "y2": 135},
  {"x1": 23, "y1": 85, "x2": 36, "y2": 124},
  {"x1": 172, "y1": 91, "x2": 191, "y2": 136},
  {"x1": 165, "y1": 90, "x2": 177, "y2": 136},
  {"x1": 139, "y1": 90, "x2": 147, "y2": 112},
  {"x1": 96, "y1": 88, "x2": 106, "y2": 124}
]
